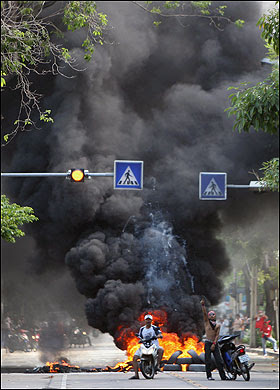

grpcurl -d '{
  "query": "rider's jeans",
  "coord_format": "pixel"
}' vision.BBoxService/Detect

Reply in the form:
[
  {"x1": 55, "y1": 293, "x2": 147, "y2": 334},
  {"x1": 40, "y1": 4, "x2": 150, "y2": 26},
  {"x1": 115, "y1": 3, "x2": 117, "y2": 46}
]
[{"x1": 262, "y1": 336, "x2": 278, "y2": 354}]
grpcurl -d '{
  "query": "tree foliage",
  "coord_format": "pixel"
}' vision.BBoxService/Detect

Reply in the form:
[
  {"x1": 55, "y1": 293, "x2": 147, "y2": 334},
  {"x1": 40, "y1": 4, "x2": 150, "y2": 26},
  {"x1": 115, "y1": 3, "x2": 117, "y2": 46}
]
[
  {"x1": 225, "y1": 1, "x2": 279, "y2": 191},
  {"x1": 133, "y1": 1, "x2": 244, "y2": 30},
  {"x1": 1, "y1": 1, "x2": 109, "y2": 145},
  {"x1": 1, "y1": 194, "x2": 39, "y2": 243},
  {"x1": 225, "y1": 68, "x2": 279, "y2": 135},
  {"x1": 259, "y1": 158, "x2": 279, "y2": 192},
  {"x1": 257, "y1": 4, "x2": 279, "y2": 56},
  {"x1": 219, "y1": 228, "x2": 279, "y2": 319}
]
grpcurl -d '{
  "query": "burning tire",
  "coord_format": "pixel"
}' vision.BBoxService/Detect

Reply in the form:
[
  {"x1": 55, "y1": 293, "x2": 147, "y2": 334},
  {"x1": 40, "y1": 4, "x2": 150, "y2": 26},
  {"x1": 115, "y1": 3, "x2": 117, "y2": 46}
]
[{"x1": 140, "y1": 360, "x2": 155, "y2": 379}]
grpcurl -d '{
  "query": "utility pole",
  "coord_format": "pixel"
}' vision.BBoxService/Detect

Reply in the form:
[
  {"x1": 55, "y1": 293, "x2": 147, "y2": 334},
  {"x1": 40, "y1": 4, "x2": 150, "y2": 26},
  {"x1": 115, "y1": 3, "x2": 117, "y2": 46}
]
[{"x1": 250, "y1": 265, "x2": 258, "y2": 347}]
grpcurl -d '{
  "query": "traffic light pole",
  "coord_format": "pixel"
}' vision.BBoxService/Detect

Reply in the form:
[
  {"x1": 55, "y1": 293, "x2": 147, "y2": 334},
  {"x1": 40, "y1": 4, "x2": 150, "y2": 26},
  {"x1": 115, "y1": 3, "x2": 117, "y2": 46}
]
[
  {"x1": 1, "y1": 172, "x2": 114, "y2": 177},
  {"x1": 2, "y1": 173, "x2": 263, "y2": 183}
]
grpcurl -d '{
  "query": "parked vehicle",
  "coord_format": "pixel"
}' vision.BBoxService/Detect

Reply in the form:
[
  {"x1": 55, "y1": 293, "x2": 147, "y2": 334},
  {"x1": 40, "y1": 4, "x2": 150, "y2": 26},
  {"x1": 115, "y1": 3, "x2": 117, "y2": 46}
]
[
  {"x1": 68, "y1": 327, "x2": 91, "y2": 348},
  {"x1": 6, "y1": 329, "x2": 32, "y2": 353},
  {"x1": 136, "y1": 334, "x2": 159, "y2": 379},
  {"x1": 29, "y1": 329, "x2": 40, "y2": 351},
  {"x1": 218, "y1": 334, "x2": 255, "y2": 381}
]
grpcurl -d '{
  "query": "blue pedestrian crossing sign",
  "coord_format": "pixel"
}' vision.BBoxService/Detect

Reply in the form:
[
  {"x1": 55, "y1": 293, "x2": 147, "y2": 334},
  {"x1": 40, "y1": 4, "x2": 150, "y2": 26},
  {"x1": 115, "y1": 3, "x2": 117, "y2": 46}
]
[
  {"x1": 199, "y1": 172, "x2": 227, "y2": 200},
  {"x1": 114, "y1": 160, "x2": 143, "y2": 190}
]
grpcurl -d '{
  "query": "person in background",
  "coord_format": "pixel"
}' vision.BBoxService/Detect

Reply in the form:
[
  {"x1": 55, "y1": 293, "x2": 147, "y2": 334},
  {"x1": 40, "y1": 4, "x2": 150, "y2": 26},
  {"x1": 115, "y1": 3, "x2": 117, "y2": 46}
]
[
  {"x1": 228, "y1": 314, "x2": 234, "y2": 334},
  {"x1": 219, "y1": 315, "x2": 230, "y2": 336},
  {"x1": 2, "y1": 314, "x2": 12, "y2": 348},
  {"x1": 232, "y1": 314, "x2": 243, "y2": 343},
  {"x1": 256, "y1": 316, "x2": 278, "y2": 356},
  {"x1": 243, "y1": 316, "x2": 250, "y2": 331},
  {"x1": 255, "y1": 311, "x2": 268, "y2": 330}
]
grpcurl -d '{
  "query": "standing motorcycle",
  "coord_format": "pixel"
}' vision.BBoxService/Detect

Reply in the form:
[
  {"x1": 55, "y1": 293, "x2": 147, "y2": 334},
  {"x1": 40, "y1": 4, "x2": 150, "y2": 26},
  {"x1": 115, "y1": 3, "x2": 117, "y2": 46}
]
[
  {"x1": 6, "y1": 329, "x2": 32, "y2": 353},
  {"x1": 68, "y1": 327, "x2": 92, "y2": 348},
  {"x1": 218, "y1": 334, "x2": 255, "y2": 381},
  {"x1": 136, "y1": 335, "x2": 159, "y2": 379},
  {"x1": 29, "y1": 329, "x2": 40, "y2": 351}
]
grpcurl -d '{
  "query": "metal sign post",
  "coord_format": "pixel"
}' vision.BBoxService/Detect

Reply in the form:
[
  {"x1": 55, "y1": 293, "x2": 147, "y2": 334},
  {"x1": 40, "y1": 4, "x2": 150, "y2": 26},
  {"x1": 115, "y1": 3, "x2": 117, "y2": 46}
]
[
  {"x1": 1, "y1": 162, "x2": 144, "y2": 191},
  {"x1": 199, "y1": 172, "x2": 267, "y2": 200}
]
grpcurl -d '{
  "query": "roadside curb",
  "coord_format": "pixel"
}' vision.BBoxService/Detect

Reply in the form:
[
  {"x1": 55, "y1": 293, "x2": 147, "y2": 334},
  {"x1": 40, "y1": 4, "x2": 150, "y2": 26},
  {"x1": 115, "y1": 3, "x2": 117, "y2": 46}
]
[{"x1": 244, "y1": 344, "x2": 279, "y2": 358}]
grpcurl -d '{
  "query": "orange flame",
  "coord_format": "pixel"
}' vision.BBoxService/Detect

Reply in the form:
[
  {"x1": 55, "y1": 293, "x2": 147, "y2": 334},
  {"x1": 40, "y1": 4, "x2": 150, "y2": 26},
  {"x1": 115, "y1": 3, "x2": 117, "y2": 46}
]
[
  {"x1": 110, "y1": 310, "x2": 204, "y2": 371},
  {"x1": 46, "y1": 360, "x2": 80, "y2": 373},
  {"x1": 45, "y1": 310, "x2": 205, "y2": 373}
]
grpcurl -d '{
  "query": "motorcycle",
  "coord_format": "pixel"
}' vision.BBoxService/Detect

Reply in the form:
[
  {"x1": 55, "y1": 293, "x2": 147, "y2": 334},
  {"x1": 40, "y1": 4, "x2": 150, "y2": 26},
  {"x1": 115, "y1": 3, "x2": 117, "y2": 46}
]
[
  {"x1": 136, "y1": 334, "x2": 159, "y2": 379},
  {"x1": 68, "y1": 327, "x2": 92, "y2": 348},
  {"x1": 29, "y1": 329, "x2": 40, "y2": 351},
  {"x1": 218, "y1": 334, "x2": 255, "y2": 381},
  {"x1": 6, "y1": 329, "x2": 32, "y2": 353}
]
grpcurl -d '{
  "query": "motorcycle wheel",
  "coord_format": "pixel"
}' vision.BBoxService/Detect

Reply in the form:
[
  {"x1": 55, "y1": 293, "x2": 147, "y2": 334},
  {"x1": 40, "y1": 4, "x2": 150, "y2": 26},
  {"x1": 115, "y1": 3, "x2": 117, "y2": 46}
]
[
  {"x1": 240, "y1": 363, "x2": 250, "y2": 381},
  {"x1": 140, "y1": 360, "x2": 155, "y2": 379}
]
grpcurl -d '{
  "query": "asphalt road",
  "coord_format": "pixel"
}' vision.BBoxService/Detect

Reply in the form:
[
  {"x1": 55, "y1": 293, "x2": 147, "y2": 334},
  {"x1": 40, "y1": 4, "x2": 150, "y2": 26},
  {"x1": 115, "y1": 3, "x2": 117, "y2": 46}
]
[
  {"x1": 1, "y1": 332, "x2": 279, "y2": 389},
  {"x1": 1, "y1": 371, "x2": 279, "y2": 389}
]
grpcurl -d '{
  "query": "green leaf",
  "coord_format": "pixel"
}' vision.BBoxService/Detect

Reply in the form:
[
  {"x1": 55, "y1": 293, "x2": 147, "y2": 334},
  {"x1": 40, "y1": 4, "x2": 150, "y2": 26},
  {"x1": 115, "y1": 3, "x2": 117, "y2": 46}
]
[{"x1": 235, "y1": 19, "x2": 245, "y2": 28}]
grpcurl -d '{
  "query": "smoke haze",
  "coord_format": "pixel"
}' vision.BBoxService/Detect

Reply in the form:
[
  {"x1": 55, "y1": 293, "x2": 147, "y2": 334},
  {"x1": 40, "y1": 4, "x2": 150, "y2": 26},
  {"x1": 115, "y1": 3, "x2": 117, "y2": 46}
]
[{"x1": 1, "y1": 1, "x2": 278, "y2": 347}]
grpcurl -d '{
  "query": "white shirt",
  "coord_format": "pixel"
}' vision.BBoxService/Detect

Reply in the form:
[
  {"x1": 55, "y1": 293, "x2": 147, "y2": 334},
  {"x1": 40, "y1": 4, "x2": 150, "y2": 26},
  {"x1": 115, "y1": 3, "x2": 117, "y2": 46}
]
[
  {"x1": 140, "y1": 325, "x2": 160, "y2": 348},
  {"x1": 220, "y1": 319, "x2": 230, "y2": 336}
]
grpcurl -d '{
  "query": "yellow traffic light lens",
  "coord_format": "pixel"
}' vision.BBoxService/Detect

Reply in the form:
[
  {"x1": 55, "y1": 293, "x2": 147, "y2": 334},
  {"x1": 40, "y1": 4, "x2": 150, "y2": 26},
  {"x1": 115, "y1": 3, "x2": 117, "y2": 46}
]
[{"x1": 71, "y1": 169, "x2": 84, "y2": 182}]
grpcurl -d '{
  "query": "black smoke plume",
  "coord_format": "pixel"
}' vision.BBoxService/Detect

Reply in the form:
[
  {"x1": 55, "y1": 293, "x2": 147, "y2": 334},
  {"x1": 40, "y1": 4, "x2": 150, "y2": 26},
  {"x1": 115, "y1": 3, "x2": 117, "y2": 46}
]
[{"x1": 1, "y1": 2, "x2": 278, "y2": 348}]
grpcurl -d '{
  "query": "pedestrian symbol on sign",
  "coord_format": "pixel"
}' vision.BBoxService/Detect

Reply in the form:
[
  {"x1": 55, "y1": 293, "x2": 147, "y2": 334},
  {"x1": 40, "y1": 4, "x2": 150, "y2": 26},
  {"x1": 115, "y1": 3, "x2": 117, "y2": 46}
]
[
  {"x1": 202, "y1": 178, "x2": 223, "y2": 196},
  {"x1": 118, "y1": 166, "x2": 139, "y2": 186}
]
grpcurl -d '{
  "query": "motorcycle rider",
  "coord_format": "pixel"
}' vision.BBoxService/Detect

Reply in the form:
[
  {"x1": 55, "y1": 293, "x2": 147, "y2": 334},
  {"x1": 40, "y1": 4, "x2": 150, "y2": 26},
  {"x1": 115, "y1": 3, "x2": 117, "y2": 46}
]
[
  {"x1": 200, "y1": 298, "x2": 228, "y2": 381},
  {"x1": 129, "y1": 314, "x2": 164, "y2": 380}
]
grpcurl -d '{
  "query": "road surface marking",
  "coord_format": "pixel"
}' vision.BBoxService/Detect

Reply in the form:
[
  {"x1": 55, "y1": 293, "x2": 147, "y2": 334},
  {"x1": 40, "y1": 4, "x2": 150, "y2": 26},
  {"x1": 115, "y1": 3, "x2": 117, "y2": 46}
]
[
  {"x1": 61, "y1": 374, "x2": 67, "y2": 389},
  {"x1": 167, "y1": 372, "x2": 208, "y2": 388}
]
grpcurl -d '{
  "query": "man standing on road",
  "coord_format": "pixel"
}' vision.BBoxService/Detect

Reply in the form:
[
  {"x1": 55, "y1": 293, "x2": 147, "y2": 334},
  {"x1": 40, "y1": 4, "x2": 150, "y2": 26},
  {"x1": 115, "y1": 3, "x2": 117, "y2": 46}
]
[
  {"x1": 200, "y1": 298, "x2": 228, "y2": 381},
  {"x1": 129, "y1": 314, "x2": 164, "y2": 380}
]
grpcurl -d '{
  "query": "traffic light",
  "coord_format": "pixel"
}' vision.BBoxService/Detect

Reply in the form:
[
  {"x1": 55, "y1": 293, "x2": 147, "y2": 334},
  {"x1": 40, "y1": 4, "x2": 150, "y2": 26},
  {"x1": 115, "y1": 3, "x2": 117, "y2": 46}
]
[{"x1": 68, "y1": 169, "x2": 89, "y2": 182}]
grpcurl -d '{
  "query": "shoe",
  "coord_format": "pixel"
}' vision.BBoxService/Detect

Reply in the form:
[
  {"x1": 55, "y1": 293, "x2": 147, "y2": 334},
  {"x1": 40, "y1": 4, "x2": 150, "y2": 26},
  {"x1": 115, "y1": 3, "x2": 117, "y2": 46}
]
[
  {"x1": 274, "y1": 350, "x2": 278, "y2": 353},
  {"x1": 129, "y1": 375, "x2": 139, "y2": 380},
  {"x1": 207, "y1": 377, "x2": 215, "y2": 380},
  {"x1": 264, "y1": 353, "x2": 268, "y2": 356},
  {"x1": 222, "y1": 377, "x2": 231, "y2": 380}
]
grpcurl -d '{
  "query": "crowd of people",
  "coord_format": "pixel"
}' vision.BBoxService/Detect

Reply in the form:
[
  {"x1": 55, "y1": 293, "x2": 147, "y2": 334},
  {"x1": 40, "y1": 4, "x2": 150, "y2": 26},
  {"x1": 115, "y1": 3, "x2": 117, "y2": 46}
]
[
  {"x1": 217, "y1": 310, "x2": 278, "y2": 355},
  {"x1": 218, "y1": 312, "x2": 250, "y2": 342}
]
